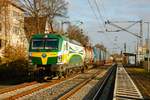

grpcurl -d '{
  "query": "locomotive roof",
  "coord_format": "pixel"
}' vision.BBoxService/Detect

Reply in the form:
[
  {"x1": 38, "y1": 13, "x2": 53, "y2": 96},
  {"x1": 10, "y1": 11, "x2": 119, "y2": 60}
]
[
  {"x1": 31, "y1": 33, "x2": 83, "y2": 46},
  {"x1": 69, "y1": 40, "x2": 82, "y2": 46},
  {"x1": 31, "y1": 33, "x2": 69, "y2": 41}
]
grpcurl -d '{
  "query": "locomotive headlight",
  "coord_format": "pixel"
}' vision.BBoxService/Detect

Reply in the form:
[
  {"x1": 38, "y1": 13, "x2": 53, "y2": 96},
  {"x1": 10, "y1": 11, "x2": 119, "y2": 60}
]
[
  {"x1": 28, "y1": 52, "x2": 32, "y2": 64},
  {"x1": 44, "y1": 35, "x2": 48, "y2": 38},
  {"x1": 29, "y1": 52, "x2": 32, "y2": 57},
  {"x1": 58, "y1": 55, "x2": 62, "y2": 62}
]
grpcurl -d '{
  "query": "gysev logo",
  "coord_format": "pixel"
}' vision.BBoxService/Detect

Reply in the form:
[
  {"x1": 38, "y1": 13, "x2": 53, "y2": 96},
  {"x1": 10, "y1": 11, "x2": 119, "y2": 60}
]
[{"x1": 42, "y1": 53, "x2": 47, "y2": 58}]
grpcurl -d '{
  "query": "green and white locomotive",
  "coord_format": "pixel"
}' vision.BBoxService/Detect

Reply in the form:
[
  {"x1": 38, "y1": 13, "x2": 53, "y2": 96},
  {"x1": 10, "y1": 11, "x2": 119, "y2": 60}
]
[{"x1": 29, "y1": 34, "x2": 85, "y2": 79}]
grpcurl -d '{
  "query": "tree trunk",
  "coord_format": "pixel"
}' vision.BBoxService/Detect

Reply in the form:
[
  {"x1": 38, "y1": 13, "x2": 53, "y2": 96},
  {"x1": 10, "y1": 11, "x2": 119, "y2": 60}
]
[
  {"x1": 49, "y1": 21, "x2": 54, "y2": 33},
  {"x1": 37, "y1": 15, "x2": 40, "y2": 33},
  {"x1": 35, "y1": 15, "x2": 40, "y2": 34}
]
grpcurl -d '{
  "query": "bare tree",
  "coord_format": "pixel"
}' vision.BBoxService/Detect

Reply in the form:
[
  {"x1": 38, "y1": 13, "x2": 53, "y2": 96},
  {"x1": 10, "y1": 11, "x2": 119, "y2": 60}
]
[
  {"x1": 46, "y1": 0, "x2": 68, "y2": 32},
  {"x1": 19, "y1": 0, "x2": 47, "y2": 34},
  {"x1": 95, "y1": 43, "x2": 107, "y2": 51},
  {"x1": 19, "y1": 0, "x2": 68, "y2": 35},
  {"x1": 67, "y1": 25, "x2": 89, "y2": 46}
]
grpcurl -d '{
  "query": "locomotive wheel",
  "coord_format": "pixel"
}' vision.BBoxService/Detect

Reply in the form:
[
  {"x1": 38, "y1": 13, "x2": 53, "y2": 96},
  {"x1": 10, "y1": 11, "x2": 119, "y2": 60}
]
[
  {"x1": 81, "y1": 66, "x2": 86, "y2": 73},
  {"x1": 85, "y1": 65, "x2": 88, "y2": 69},
  {"x1": 63, "y1": 69, "x2": 69, "y2": 78},
  {"x1": 44, "y1": 76, "x2": 52, "y2": 81},
  {"x1": 34, "y1": 69, "x2": 45, "y2": 82},
  {"x1": 81, "y1": 67, "x2": 84, "y2": 73},
  {"x1": 34, "y1": 70, "x2": 39, "y2": 81},
  {"x1": 57, "y1": 72, "x2": 63, "y2": 79}
]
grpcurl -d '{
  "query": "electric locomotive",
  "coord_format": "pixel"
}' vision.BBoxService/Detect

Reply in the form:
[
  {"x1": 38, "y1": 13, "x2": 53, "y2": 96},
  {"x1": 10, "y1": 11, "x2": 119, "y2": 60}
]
[{"x1": 29, "y1": 34, "x2": 85, "y2": 79}]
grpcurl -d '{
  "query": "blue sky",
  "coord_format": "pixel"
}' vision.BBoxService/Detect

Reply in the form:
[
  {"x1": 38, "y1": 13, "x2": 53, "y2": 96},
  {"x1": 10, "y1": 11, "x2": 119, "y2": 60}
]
[{"x1": 66, "y1": 0, "x2": 150, "y2": 53}]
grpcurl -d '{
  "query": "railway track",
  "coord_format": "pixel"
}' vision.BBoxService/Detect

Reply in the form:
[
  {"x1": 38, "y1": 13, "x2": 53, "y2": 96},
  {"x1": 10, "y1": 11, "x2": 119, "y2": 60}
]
[
  {"x1": 0, "y1": 82, "x2": 46, "y2": 100},
  {"x1": 0, "y1": 64, "x2": 143, "y2": 100},
  {"x1": 3, "y1": 75, "x2": 77, "y2": 100},
  {"x1": 0, "y1": 81, "x2": 37, "y2": 94},
  {"x1": 0, "y1": 67, "x2": 108, "y2": 100},
  {"x1": 0, "y1": 73, "x2": 78, "y2": 99},
  {"x1": 92, "y1": 64, "x2": 144, "y2": 100},
  {"x1": 58, "y1": 68, "x2": 105, "y2": 100},
  {"x1": 93, "y1": 64, "x2": 117, "y2": 100},
  {"x1": 19, "y1": 68, "x2": 105, "y2": 100}
]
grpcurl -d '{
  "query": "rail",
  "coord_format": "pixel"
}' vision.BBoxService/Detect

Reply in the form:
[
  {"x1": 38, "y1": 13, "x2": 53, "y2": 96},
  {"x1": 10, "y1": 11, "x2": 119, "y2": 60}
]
[
  {"x1": 58, "y1": 69, "x2": 102, "y2": 100},
  {"x1": 93, "y1": 64, "x2": 117, "y2": 100}
]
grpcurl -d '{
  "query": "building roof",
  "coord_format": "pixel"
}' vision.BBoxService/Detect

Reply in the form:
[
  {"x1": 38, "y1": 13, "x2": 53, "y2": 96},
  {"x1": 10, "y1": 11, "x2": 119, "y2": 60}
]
[
  {"x1": 0, "y1": 1, "x2": 25, "y2": 12},
  {"x1": 123, "y1": 53, "x2": 136, "y2": 56},
  {"x1": 10, "y1": 2, "x2": 25, "y2": 12}
]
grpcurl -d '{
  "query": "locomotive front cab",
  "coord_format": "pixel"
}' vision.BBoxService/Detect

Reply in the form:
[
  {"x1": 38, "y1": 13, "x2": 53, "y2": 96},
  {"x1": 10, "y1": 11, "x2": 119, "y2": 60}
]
[{"x1": 29, "y1": 34, "x2": 64, "y2": 67}]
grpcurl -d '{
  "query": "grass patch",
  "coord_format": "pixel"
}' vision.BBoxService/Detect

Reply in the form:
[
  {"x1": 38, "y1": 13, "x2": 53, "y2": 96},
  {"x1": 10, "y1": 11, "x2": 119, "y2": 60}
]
[{"x1": 127, "y1": 67, "x2": 150, "y2": 79}]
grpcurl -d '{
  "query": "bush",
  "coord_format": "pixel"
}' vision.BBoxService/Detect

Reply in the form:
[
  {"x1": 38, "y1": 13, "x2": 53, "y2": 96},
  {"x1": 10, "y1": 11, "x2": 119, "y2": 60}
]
[
  {"x1": 0, "y1": 44, "x2": 29, "y2": 81},
  {"x1": 0, "y1": 59, "x2": 28, "y2": 81},
  {"x1": 4, "y1": 44, "x2": 28, "y2": 62}
]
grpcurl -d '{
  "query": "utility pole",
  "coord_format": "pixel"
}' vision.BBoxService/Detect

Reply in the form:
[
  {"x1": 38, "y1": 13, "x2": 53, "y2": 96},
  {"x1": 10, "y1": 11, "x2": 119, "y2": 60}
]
[
  {"x1": 148, "y1": 22, "x2": 150, "y2": 72},
  {"x1": 136, "y1": 40, "x2": 139, "y2": 65},
  {"x1": 140, "y1": 20, "x2": 143, "y2": 47},
  {"x1": 60, "y1": 21, "x2": 71, "y2": 34},
  {"x1": 144, "y1": 22, "x2": 150, "y2": 72},
  {"x1": 124, "y1": 43, "x2": 126, "y2": 53},
  {"x1": 113, "y1": 36, "x2": 118, "y2": 54},
  {"x1": 137, "y1": 20, "x2": 143, "y2": 64}
]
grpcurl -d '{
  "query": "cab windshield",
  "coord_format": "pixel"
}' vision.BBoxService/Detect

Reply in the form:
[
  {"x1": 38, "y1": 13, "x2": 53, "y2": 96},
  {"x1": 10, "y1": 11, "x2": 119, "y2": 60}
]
[
  {"x1": 31, "y1": 38, "x2": 58, "y2": 50},
  {"x1": 45, "y1": 39, "x2": 58, "y2": 49}
]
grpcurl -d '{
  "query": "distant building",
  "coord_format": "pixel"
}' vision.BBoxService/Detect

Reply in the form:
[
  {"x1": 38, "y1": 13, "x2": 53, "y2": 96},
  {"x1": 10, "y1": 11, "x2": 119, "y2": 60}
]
[{"x1": 0, "y1": 1, "x2": 28, "y2": 61}]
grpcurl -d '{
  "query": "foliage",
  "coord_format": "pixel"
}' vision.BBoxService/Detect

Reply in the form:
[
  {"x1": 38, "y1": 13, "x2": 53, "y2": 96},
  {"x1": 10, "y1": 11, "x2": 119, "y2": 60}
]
[
  {"x1": 95, "y1": 43, "x2": 107, "y2": 52},
  {"x1": 0, "y1": 59, "x2": 28, "y2": 81},
  {"x1": 0, "y1": 44, "x2": 28, "y2": 81},
  {"x1": 3, "y1": 44, "x2": 27, "y2": 63},
  {"x1": 67, "y1": 25, "x2": 89, "y2": 46}
]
